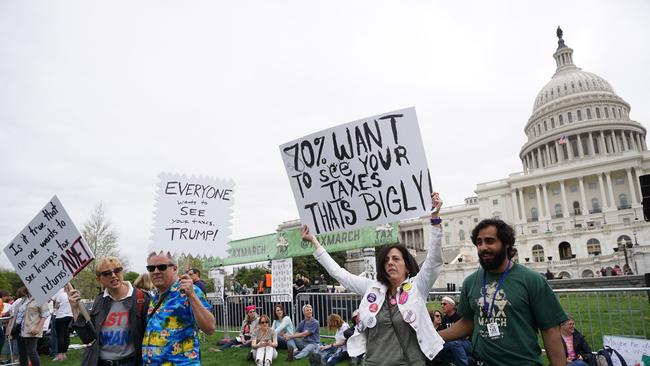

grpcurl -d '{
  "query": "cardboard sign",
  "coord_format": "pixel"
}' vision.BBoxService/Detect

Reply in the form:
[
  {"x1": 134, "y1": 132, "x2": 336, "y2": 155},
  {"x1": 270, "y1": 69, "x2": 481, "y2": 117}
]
[
  {"x1": 603, "y1": 335, "x2": 650, "y2": 366},
  {"x1": 271, "y1": 258, "x2": 293, "y2": 302},
  {"x1": 150, "y1": 173, "x2": 234, "y2": 256},
  {"x1": 209, "y1": 268, "x2": 225, "y2": 305},
  {"x1": 3, "y1": 196, "x2": 94, "y2": 305},
  {"x1": 280, "y1": 107, "x2": 431, "y2": 234}
]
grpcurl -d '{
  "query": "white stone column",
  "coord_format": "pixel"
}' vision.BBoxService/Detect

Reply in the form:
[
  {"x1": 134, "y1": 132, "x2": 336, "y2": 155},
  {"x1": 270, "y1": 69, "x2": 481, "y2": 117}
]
[
  {"x1": 597, "y1": 173, "x2": 609, "y2": 210},
  {"x1": 518, "y1": 188, "x2": 527, "y2": 222},
  {"x1": 588, "y1": 132, "x2": 595, "y2": 155},
  {"x1": 599, "y1": 132, "x2": 607, "y2": 154},
  {"x1": 606, "y1": 172, "x2": 616, "y2": 208},
  {"x1": 627, "y1": 168, "x2": 639, "y2": 205},
  {"x1": 554, "y1": 141, "x2": 563, "y2": 163},
  {"x1": 567, "y1": 137, "x2": 574, "y2": 160},
  {"x1": 535, "y1": 185, "x2": 544, "y2": 219},
  {"x1": 610, "y1": 132, "x2": 618, "y2": 153},
  {"x1": 622, "y1": 132, "x2": 630, "y2": 151},
  {"x1": 560, "y1": 180, "x2": 570, "y2": 217},
  {"x1": 542, "y1": 184, "x2": 551, "y2": 219},
  {"x1": 578, "y1": 177, "x2": 588, "y2": 214},
  {"x1": 511, "y1": 190, "x2": 520, "y2": 222},
  {"x1": 577, "y1": 134, "x2": 585, "y2": 157},
  {"x1": 545, "y1": 145, "x2": 551, "y2": 166}
]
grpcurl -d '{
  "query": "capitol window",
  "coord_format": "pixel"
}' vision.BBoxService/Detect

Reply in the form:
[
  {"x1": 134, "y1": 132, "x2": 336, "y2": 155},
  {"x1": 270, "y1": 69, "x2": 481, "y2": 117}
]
[
  {"x1": 588, "y1": 182, "x2": 597, "y2": 190},
  {"x1": 586, "y1": 108, "x2": 592, "y2": 119},
  {"x1": 458, "y1": 230, "x2": 465, "y2": 241},
  {"x1": 577, "y1": 110, "x2": 583, "y2": 121},
  {"x1": 591, "y1": 198, "x2": 601, "y2": 213},
  {"x1": 605, "y1": 107, "x2": 610, "y2": 118},
  {"x1": 492, "y1": 199, "x2": 498, "y2": 205},
  {"x1": 615, "y1": 177, "x2": 624, "y2": 185},
  {"x1": 554, "y1": 204, "x2": 562, "y2": 217},
  {"x1": 587, "y1": 238, "x2": 601, "y2": 255},
  {"x1": 544, "y1": 121, "x2": 548, "y2": 131},
  {"x1": 551, "y1": 117, "x2": 555, "y2": 128},
  {"x1": 531, "y1": 207, "x2": 539, "y2": 221},
  {"x1": 618, "y1": 194, "x2": 629, "y2": 209},
  {"x1": 596, "y1": 107, "x2": 601, "y2": 118},
  {"x1": 569, "y1": 185, "x2": 578, "y2": 192},
  {"x1": 559, "y1": 114, "x2": 564, "y2": 125},
  {"x1": 568, "y1": 112, "x2": 573, "y2": 123},
  {"x1": 532, "y1": 245, "x2": 545, "y2": 262},
  {"x1": 552, "y1": 188, "x2": 560, "y2": 195},
  {"x1": 573, "y1": 201, "x2": 581, "y2": 215},
  {"x1": 612, "y1": 107, "x2": 616, "y2": 119},
  {"x1": 617, "y1": 235, "x2": 632, "y2": 247}
]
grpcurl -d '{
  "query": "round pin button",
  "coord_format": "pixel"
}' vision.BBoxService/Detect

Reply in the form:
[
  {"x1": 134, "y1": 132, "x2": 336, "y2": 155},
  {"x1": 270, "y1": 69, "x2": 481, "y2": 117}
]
[
  {"x1": 367, "y1": 293, "x2": 377, "y2": 303},
  {"x1": 403, "y1": 310, "x2": 416, "y2": 323},
  {"x1": 402, "y1": 283, "x2": 413, "y2": 292},
  {"x1": 369, "y1": 303, "x2": 379, "y2": 313},
  {"x1": 365, "y1": 316, "x2": 377, "y2": 328},
  {"x1": 399, "y1": 291, "x2": 409, "y2": 305}
]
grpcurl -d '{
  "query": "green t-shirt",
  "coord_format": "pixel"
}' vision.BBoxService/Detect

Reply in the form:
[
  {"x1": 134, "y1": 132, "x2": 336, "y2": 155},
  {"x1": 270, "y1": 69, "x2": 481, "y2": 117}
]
[{"x1": 457, "y1": 263, "x2": 567, "y2": 366}]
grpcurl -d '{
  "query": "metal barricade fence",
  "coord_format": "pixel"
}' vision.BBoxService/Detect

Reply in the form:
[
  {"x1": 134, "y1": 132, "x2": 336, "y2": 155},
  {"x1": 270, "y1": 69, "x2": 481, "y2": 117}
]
[
  {"x1": 0, "y1": 316, "x2": 18, "y2": 365},
  {"x1": 217, "y1": 293, "x2": 293, "y2": 338},
  {"x1": 232, "y1": 288, "x2": 649, "y2": 345}
]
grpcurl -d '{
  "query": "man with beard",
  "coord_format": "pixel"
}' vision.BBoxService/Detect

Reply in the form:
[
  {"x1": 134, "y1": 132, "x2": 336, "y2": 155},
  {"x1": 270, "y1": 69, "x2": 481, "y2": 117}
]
[{"x1": 438, "y1": 219, "x2": 567, "y2": 366}]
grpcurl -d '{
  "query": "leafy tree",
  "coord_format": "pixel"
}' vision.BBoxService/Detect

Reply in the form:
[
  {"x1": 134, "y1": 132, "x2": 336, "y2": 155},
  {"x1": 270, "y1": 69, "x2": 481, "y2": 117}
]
[
  {"x1": 0, "y1": 270, "x2": 23, "y2": 294},
  {"x1": 123, "y1": 271, "x2": 139, "y2": 283},
  {"x1": 292, "y1": 252, "x2": 346, "y2": 285},
  {"x1": 0, "y1": 272, "x2": 11, "y2": 293}
]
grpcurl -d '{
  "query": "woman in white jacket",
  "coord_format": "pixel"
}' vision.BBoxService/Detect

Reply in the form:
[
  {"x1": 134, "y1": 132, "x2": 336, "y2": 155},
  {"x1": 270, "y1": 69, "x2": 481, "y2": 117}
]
[{"x1": 302, "y1": 192, "x2": 444, "y2": 366}]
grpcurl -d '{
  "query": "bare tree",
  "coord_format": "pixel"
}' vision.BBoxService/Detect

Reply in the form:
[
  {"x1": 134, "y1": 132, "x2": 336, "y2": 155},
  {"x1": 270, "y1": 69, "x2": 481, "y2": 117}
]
[{"x1": 81, "y1": 203, "x2": 127, "y2": 271}]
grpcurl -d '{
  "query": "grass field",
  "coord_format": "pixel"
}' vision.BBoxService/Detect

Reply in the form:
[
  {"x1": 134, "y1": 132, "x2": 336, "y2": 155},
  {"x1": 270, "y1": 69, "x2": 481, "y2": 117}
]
[{"x1": 22, "y1": 290, "x2": 650, "y2": 365}]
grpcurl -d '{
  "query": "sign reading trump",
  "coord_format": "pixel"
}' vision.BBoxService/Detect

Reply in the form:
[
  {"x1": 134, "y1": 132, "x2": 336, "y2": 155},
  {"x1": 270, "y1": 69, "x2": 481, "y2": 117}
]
[
  {"x1": 150, "y1": 173, "x2": 234, "y2": 257},
  {"x1": 280, "y1": 107, "x2": 432, "y2": 234}
]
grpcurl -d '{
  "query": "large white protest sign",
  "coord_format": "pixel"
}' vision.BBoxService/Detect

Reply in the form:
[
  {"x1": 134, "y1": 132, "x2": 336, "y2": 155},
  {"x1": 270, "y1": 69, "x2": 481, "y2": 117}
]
[
  {"x1": 271, "y1": 258, "x2": 293, "y2": 302},
  {"x1": 3, "y1": 196, "x2": 94, "y2": 305},
  {"x1": 603, "y1": 335, "x2": 650, "y2": 366},
  {"x1": 150, "y1": 173, "x2": 234, "y2": 256},
  {"x1": 280, "y1": 107, "x2": 431, "y2": 234}
]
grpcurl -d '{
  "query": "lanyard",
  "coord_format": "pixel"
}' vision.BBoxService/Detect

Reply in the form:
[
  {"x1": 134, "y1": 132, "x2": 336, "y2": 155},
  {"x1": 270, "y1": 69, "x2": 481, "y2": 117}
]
[{"x1": 482, "y1": 260, "x2": 511, "y2": 320}]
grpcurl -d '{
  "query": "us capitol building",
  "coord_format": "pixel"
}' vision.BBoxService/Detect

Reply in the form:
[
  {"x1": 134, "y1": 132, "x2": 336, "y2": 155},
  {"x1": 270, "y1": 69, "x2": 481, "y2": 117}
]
[{"x1": 397, "y1": 28, "x2": 649, "y2": 286}]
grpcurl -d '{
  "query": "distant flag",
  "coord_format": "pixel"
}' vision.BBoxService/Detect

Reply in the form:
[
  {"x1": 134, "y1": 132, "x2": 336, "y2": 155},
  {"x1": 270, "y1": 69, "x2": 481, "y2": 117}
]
[{"x1": 558, "y1": 135, "x2": 567, "y2": 144}]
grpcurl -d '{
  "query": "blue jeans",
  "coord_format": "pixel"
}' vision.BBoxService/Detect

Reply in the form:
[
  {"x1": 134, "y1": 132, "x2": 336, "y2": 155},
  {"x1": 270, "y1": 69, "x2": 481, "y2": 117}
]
[
  {"x1": 294, "y1": 342, "x2": 319, "y2": 360},
  {"x1": 276, "y1": 335, "x2": 298, "y2": 350},
  {"x1": 568, "y1": 361, "x2": 590, "y2": 366},
  {"x1": 434, "y1": 339, "x2": 471, "y2": 366},
  {"x1": 321, "y1": 348, "x2": 349, "y2": 366}
]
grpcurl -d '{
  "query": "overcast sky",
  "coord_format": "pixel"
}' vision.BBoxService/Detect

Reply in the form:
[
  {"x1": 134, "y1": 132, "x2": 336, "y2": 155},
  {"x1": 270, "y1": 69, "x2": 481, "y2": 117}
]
[{"x1": 1, "y1": 0, "x2": 649, "y2": 273}]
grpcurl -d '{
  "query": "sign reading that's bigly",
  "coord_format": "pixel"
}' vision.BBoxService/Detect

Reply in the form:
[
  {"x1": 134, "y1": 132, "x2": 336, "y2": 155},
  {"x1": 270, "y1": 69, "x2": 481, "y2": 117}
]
[
  {"x1": 150, "y1": 173, "x2": 234, "y2": 257},
  {"x1": 3, "y1": 196, "x2": 94, "y2": 305},
  {"x1": 280, "y1": 107, "x2": 432, "y2": 234}
]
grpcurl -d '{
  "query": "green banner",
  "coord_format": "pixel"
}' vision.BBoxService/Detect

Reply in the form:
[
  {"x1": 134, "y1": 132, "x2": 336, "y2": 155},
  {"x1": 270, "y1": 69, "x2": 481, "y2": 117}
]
[{"x1": 203, "y1": 223, "x2": 399, "y2": 268}]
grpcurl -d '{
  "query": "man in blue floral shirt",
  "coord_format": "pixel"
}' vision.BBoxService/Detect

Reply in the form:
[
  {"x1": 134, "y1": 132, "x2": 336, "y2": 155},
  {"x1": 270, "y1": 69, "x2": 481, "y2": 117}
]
[{"x1": 142, "y1": 252, "x2": 215, "y2": 365}]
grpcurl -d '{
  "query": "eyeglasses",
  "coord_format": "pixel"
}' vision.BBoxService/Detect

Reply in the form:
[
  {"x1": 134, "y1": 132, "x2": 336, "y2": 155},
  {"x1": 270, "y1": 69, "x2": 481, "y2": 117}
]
[
  {"x1": 99, "y1": 267, "x2": 123, "y2": 277},
  {"x1": 434, "y1": 314, "x2": 441, "y2": 318},
  {"x1": 146, "y1": 263, "x2": 175, "y2": 272},
  {"x1": 441, "y1": 302, "x2": 448, "y2": 306},
  {"x1": 260, "y1": 321, "x2": 269, "y2": 324}
]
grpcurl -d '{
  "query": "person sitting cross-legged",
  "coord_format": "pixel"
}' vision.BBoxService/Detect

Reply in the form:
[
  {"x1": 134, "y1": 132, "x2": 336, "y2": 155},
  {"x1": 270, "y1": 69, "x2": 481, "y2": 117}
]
[
  {"x1": 284, "y1": 304, "x2": 320, "y2": 361},
  {"x1": 318, "y1": 314, "x2": 349, "y2": 366},
  {"x1": 252, "y1": 314, "x2": 278, "y2": 366}
]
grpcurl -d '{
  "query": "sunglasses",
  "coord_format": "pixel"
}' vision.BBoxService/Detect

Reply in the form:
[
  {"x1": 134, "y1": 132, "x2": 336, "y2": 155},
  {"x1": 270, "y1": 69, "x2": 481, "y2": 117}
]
[
  {"x1": 146, "y1": 263, "x2": 175, "y2": 272},
  {"x1": 260, "y1": 321, "x2": 269, "y2": 324},
  {"x1": 434, "y1": 314, "x2": 441, "y2": 317},
  {"x1": 99, "y1": 267, "x2": 123, "y2": 277}
]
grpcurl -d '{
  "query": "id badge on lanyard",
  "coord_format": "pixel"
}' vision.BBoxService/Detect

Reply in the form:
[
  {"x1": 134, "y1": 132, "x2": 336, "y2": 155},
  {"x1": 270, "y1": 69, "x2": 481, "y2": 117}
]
[{"x1": 482, "y1": 260, "x2": 510, "y2": 339}]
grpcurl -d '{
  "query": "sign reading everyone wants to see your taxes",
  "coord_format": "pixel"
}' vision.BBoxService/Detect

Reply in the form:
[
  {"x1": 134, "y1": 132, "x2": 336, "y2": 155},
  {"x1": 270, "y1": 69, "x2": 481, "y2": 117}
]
[
  {"x1": 280, "y1": 107, "x2": 432, "y2": 234},
  {"x1": 3, "y1": 196, "x2": 94, "y2": 305},
  {"x1": 150, "y1": 173, "x2": 234, "y2": 257}
]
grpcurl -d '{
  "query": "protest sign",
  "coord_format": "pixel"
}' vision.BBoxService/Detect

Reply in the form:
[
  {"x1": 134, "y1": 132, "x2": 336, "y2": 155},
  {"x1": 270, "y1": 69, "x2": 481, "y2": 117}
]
[
  {"x1": 603, "y1": 335, "x2": 650, "y2": 366},
  {"x1": 280, "y1": 107, "x2": 431, "y2": 234},
  {"x1": 208, "y1": 268, "x2": 225, "y2": 305},
  {"x1": 150, "y1": 173, "x2": 234, "y2": 257},
  {"x1": 3, "y1": 196, "x2": 94, "y2": 305},
  {"x1": 271, "y1": 258, "x2": 293, "y2": 302}
]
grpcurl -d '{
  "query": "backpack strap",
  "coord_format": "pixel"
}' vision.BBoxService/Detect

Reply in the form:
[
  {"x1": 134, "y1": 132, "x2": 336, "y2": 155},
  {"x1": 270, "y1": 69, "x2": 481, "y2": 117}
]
[
  {"x1": 136, "y1": 288, "x2": 145, "y2": 315},
  {"x1": 609, "y1": 347, "x2": 627, "y2": 366}
]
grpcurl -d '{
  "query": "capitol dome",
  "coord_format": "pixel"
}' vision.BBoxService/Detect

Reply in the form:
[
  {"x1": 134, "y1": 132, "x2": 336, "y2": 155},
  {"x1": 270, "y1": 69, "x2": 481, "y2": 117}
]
[{"x1": 519, "y1": 27, "x2": 646, "y2": 173}]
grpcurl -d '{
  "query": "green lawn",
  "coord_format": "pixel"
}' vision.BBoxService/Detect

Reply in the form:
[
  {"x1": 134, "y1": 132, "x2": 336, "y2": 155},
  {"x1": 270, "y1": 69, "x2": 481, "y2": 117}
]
[{"x1": 31, "y1": 291, "x2": 650, "y2": 365}]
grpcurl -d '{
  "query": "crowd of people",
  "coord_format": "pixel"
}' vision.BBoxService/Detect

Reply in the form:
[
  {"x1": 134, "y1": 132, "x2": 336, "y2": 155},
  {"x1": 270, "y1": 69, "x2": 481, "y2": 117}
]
[{"x1": 0, "y1": 191, "x2": 613, "y2": 365}]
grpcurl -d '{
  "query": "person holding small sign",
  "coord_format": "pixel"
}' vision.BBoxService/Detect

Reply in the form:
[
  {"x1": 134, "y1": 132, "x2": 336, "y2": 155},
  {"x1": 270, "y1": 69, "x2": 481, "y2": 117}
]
[
  {"x1": 68, "y1": 257, "x2": 151, "y2": 366},
  {"x1": 302, "y1": 192, "x2": 445, "y2": 366},
  {"x1": 142, "y1": 251, "x2": 215, "y2": 365}
]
